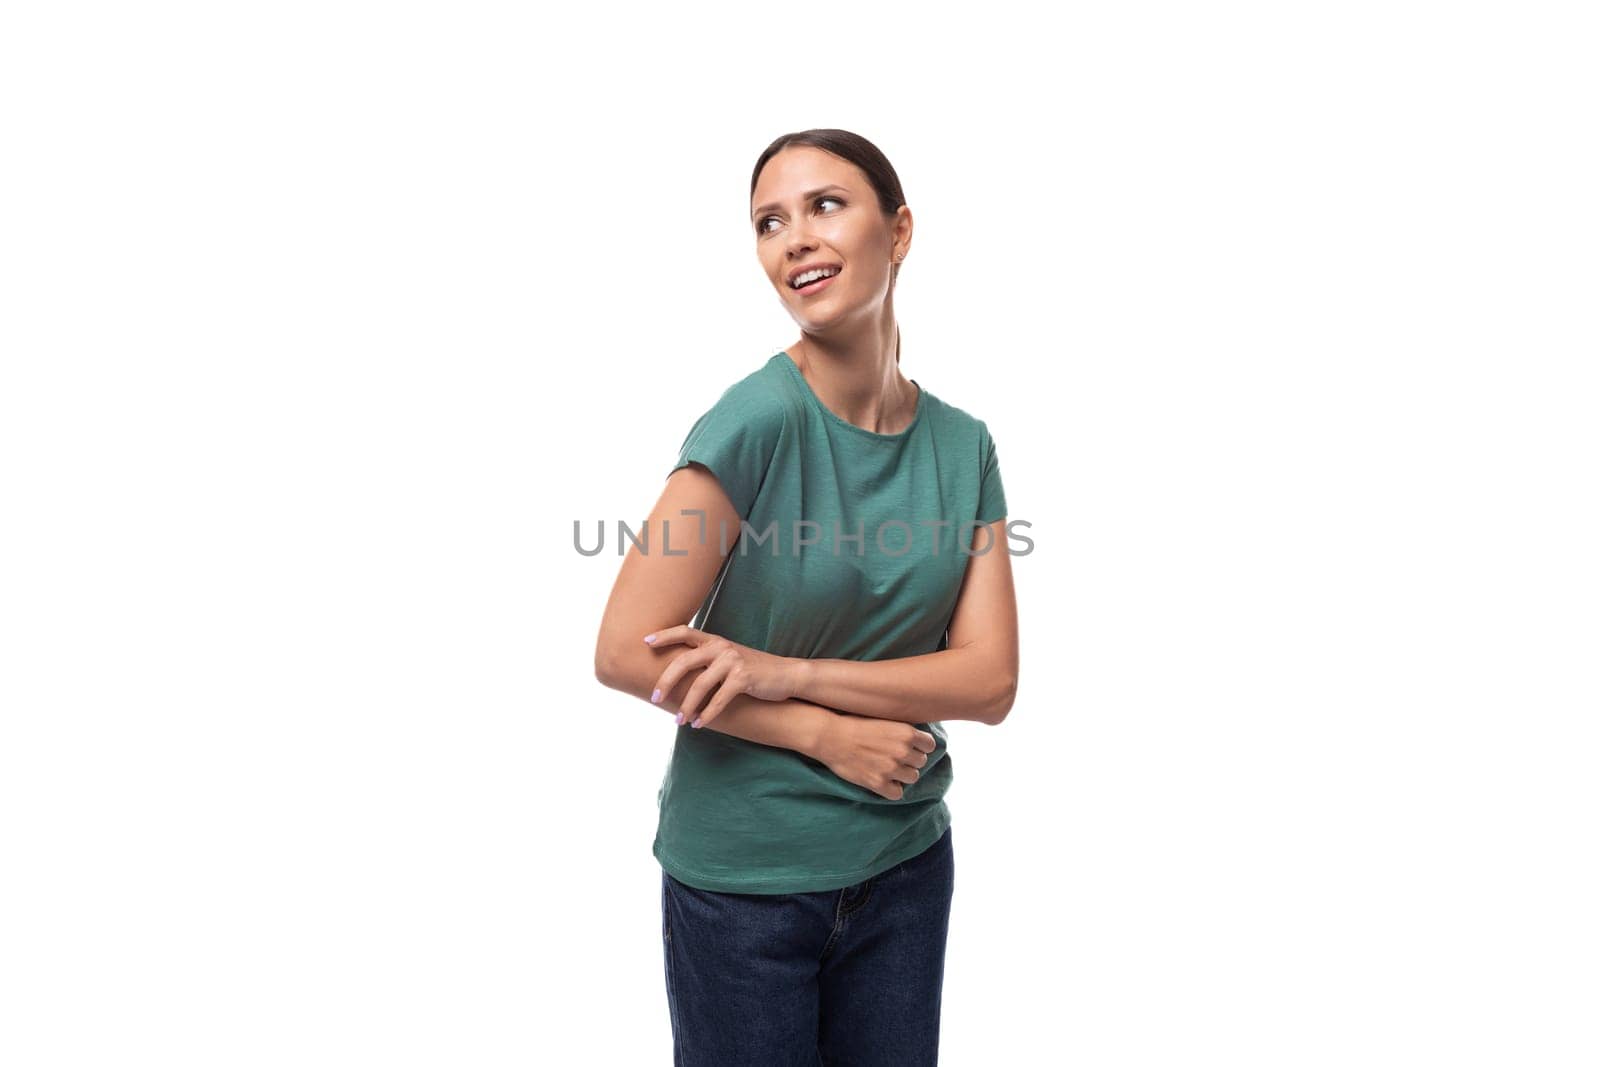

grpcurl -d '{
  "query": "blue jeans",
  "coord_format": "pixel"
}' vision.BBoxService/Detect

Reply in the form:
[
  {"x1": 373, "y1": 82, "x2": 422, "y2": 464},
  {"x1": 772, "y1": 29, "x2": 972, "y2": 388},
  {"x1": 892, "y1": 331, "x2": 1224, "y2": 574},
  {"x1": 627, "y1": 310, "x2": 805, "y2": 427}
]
[{"x1": 661, "y1": 825, "x2": 955, "y2": 1066}]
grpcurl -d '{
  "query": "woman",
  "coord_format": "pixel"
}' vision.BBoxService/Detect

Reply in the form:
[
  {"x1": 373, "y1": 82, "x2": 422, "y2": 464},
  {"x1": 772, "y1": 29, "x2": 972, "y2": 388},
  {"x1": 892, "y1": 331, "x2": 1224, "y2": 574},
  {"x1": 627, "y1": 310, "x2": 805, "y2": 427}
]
[{"x1": 593, "y1": 129, "x2": 1019, "y2": 1066}]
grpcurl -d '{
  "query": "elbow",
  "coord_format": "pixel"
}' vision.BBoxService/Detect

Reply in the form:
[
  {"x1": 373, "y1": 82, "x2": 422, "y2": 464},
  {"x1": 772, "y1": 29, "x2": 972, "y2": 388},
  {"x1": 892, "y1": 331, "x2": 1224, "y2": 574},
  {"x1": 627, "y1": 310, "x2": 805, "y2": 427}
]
[
  {"x1": 595, "y1": 625, "x2": 669, "y2": 696},
  {"x1": 986, "y1": 675, "x2": 1018, "y2": 726},
  {"x1": 594, "y1": 638, "x2": 626, "y2": 691}
]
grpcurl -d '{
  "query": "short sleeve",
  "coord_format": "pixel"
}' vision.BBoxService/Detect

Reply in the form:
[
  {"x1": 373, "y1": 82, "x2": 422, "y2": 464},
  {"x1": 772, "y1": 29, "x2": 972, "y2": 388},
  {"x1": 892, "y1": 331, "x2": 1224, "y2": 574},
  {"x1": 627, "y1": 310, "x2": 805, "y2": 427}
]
[
  {"x1": 977, "y1": 422, "x2": 1008, "y2": 525},
  {"x1": 668, "y1": 379, "x2": 788, "y2": 520}
]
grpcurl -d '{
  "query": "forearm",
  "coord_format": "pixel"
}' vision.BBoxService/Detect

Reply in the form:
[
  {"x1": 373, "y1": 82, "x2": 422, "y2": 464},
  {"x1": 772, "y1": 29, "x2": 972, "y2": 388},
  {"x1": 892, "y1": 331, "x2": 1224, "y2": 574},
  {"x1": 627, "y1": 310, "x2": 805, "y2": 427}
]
[
  {"x1": 695, "y1": 692, "x2": 838, "y2": 756},
  {"x1": 792, "y1": 645, "x2": 1013, "y2": 726},
  {"x1": 598, "y1": 653, "x2": 836, "y2": 758}
]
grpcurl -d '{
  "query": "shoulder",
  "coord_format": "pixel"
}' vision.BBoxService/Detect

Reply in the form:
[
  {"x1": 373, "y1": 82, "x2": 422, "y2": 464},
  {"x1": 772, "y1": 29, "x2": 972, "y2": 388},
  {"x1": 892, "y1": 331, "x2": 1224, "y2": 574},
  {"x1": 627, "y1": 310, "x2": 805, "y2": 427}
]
[
  {"x1": 679, "y1": 353, "x2": 802, "y2": 451},
  {"x1": 918, "y1": 386, "x2": 997, "y2": 448},
  {"x1": 702, "y1": 353, "x2": 802, "y2": 425}
]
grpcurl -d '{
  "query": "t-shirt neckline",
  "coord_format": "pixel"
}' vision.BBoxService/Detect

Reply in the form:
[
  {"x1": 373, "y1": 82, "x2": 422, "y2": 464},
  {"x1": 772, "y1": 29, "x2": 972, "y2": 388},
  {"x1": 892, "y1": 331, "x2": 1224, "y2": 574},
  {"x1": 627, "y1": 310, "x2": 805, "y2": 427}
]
[{"x1": 775, "y1": 350, "x2": 925, "y2": 442}]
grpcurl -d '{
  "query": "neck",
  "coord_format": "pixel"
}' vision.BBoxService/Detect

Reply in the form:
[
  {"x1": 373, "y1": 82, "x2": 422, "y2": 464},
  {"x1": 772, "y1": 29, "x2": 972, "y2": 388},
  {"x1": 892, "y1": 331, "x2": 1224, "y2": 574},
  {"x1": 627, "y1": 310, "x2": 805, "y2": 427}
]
[{"x1": 788, "y1": 320, "x2": 916, "y2": 435}]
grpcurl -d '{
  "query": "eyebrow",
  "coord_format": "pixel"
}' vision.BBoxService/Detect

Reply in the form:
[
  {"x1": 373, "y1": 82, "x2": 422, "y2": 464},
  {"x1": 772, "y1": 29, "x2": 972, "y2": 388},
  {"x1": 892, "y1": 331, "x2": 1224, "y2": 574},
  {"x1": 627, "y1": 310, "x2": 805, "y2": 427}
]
[{"x1": 751, "y1": 184, "x2": 851, "y2": 221}]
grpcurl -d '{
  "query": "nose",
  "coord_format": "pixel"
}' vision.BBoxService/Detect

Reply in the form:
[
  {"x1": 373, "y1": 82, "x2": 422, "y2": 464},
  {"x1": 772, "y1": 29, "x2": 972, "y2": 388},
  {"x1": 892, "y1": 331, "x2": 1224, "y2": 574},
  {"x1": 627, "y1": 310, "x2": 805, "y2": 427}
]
[{"x1": 784, "y1": 218, "x2": 819, "y2": 255}]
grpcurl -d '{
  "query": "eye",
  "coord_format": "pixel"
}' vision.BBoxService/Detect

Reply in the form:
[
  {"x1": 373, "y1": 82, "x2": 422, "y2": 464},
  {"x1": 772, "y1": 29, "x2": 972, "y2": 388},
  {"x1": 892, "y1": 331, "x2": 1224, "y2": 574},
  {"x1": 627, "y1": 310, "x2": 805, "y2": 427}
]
[{"x1": 757, "y1": 195, "x2": 845, "y2": 235}]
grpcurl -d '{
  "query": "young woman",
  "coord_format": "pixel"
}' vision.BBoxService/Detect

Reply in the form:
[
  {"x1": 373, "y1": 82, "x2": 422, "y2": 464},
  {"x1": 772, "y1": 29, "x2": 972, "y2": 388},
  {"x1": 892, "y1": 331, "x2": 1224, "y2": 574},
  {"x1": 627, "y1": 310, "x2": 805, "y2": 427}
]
[{"x1": 594, "y1": 128, "x2": 1019, "y2": 1066}]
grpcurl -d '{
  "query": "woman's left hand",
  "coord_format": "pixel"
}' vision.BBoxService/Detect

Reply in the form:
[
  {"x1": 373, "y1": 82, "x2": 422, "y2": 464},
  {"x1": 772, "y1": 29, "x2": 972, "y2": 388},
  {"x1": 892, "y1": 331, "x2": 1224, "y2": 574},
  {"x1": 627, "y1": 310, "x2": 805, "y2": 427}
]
[{"x1": 643, "y1": 626, "x2": 804, "y2": 729}]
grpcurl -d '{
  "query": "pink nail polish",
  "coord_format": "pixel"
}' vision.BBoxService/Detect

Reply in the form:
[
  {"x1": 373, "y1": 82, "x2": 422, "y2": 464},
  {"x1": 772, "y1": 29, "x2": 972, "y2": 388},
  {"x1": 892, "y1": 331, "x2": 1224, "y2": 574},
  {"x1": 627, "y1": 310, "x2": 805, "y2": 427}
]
[
  {"x1": 675, "y1": 712, "x2": 685, "y2": 724},
  {"x1": 644, "y1": 634, "x2": 656, "y2": 644},
  {"x1": 691, "y1": 718, "x2": 704, "y2": 729},
  {"x1": 651, "y1": 689, "x2": 661, "y2": 703}
]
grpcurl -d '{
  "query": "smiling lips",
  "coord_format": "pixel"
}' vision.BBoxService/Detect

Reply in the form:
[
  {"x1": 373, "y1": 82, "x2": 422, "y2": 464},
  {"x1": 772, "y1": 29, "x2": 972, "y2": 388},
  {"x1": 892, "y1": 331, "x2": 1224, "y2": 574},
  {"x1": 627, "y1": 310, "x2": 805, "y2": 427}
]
[{"x1": 789, "y1": 264, "x2": 842, "y2": 295}]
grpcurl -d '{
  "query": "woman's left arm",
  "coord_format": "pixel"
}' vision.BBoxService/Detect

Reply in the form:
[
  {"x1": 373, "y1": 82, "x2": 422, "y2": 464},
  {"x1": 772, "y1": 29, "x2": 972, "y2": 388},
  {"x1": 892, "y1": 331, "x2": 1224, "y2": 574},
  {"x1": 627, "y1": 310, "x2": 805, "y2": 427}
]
[
  {"x1": 796, "y1": 518, "x2": 1018, "y2": 726},
  {"x1": 648, "y1": 519, "x2": 1019, "y2": 729}
]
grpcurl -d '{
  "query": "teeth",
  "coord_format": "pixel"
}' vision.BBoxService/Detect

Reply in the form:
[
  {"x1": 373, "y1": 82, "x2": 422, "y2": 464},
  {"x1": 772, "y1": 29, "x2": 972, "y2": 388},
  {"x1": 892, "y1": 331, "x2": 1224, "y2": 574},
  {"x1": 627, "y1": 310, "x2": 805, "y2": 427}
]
[{"x1": 791, "y1": 266, "x2": 840, "y2": 288}]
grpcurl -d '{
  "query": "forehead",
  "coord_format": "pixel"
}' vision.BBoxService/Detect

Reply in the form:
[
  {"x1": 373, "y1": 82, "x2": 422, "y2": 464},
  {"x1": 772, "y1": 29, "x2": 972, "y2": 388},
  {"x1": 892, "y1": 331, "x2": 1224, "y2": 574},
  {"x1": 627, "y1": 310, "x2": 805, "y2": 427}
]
[{"x1": 752, "y1": 146, "x2": 865, "y2": 206}]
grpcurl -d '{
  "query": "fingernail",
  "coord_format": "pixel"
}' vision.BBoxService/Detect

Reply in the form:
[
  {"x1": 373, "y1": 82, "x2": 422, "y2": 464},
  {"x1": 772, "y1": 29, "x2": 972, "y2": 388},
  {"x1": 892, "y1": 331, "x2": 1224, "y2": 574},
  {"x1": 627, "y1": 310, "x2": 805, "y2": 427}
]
[
  {"x1": 651, "y1": 689, "x2": 662, "y2": 703},
  {"x1": 675, "y1": 712, "x2": 685, "y2": 725},
  {"x1": 691, "y1": 718, "x2": 704, "y2": 729},
  {"x1": 644, "y1": 634, "x2": 656, "y2": 644}
]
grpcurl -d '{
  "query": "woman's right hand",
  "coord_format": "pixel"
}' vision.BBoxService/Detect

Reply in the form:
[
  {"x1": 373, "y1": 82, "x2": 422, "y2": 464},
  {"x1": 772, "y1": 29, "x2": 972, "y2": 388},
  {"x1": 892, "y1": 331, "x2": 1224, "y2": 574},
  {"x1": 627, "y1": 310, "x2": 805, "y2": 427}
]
[{"x1": 814, "y1": 714, "x2": 937, "y2": 801}]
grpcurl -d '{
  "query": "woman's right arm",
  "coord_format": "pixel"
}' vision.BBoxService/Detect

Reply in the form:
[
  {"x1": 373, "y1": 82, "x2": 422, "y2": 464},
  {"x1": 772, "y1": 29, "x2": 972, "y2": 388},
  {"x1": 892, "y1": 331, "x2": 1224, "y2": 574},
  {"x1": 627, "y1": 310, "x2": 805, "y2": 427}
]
[
  {"x1": 593, "y1": 462, "x2": 839, "y2": 758},
  {"x1": 593, "y1": 464, "x2": 931, "y2": 798}
]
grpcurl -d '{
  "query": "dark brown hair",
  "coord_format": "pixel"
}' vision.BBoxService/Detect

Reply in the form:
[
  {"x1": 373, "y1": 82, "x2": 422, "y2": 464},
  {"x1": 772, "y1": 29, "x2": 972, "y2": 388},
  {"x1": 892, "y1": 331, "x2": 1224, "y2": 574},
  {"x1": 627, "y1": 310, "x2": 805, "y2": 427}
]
[{"x1": 750, "y1": 129, "x2": 909, "y2": 292}]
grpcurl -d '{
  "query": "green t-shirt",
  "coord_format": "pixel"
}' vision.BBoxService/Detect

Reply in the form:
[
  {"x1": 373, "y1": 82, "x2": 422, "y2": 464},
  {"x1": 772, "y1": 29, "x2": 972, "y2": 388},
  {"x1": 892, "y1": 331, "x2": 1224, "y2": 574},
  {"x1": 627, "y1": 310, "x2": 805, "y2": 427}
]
[{"x1": 652, "y1": 350, "x2": 1008, "y2": 893}]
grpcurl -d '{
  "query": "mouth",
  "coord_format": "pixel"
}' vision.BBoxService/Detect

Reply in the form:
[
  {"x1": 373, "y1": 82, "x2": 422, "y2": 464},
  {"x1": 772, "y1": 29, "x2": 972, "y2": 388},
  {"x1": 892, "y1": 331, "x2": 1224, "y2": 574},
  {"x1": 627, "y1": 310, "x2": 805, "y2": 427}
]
[{"x1": 788, "y1": 263, "x2": 842, "y2": 295}]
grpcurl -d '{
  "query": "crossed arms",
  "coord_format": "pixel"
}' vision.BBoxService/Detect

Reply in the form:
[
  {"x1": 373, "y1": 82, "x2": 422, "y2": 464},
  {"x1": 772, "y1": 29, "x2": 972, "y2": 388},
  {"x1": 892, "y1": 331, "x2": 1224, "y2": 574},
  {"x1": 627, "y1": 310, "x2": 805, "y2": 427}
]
[{"x1": 593, "y1": 463, "x2": 1018, "y2": 789}]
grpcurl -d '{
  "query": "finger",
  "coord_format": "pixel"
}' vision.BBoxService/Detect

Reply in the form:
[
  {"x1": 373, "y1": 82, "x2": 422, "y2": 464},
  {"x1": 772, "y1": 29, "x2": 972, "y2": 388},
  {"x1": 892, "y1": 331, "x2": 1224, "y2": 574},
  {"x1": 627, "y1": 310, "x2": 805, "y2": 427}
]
[
  {"x1": 679, "y1": 655, "x2": 734, "y2": 722},
  {"x1": 877, "y1": 782, "x2": 905, "y2": 801},
  {"x1": 889, "y1": 762, "x2": 921, "y2": 786},
  {"x1": 693, "y1": 680, "x2": 744, "y2": 731},
  {"x1": 643, "y1": 624, "x2": 701, "y2": 649},
  {"x1": 910, "y1": 730, "x2": 936, "y2": 753},
  {"x1": 651, "y1": 647, "x2": 712, "y2": 705}
]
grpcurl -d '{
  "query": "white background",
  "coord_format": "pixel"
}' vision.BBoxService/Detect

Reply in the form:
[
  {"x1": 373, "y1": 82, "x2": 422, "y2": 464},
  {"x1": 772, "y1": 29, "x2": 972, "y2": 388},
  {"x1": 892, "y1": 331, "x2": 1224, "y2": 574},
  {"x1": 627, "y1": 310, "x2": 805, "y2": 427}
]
[{"x1": 3, "y1": 2, "x2": 1596, "y2": 1064}]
